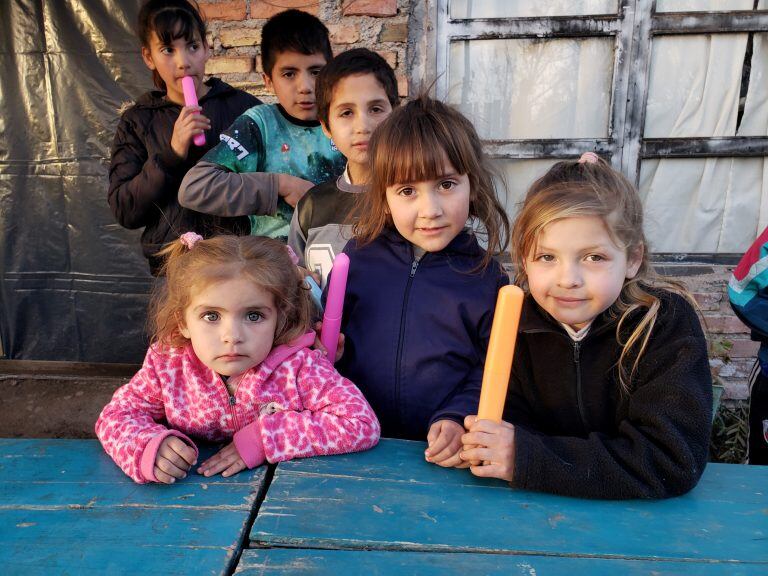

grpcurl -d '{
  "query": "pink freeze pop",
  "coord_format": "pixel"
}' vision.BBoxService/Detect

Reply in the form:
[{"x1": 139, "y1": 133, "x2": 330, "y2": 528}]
[
  {"x1": 320, "y1": 253, "x2": 350, "y2": 362},
  {"x1": 181, "y1": 76, "x2": 206, "y2": 146}
]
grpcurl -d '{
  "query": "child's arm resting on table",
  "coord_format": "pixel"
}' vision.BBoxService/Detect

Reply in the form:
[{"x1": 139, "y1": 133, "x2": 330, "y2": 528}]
[
  {"x1": 230, "y1": 350, "x2": 379, "y2": 466},
  {"x1": 95, "y1": 347, "x2": 198, "y2": 484}
]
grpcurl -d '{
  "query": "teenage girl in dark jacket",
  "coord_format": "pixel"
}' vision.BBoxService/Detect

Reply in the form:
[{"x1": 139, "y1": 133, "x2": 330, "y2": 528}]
[{"x1": 108, "y1": 0, "x2": 259, "y2": 275}]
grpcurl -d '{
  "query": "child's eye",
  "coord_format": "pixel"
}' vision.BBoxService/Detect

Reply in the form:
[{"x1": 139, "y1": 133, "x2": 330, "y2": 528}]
[
  {"x1": 310, "y1": 69, "x2": 321, "y2": 76},
  {"x1": 398, "y1": 187, "x2": 415, "y2": 197},
  {"x1": 247, "y1": 311, "x2": 263, "y2": 322},
  {"x1": 283, "y1": 71, "x2": 295, "y2": 79},
  {"x1": 439, "y1": 180, "x2": 456, "y2": 190},
  {"x1": 339, "y1": 109, "x2": 352, "y2": 118},
  {"x1": 370, "y1": 105, "x2": 384, "y2": 114},
  {"x1": 535, "y1": 254, "x2": 555, "y2": 262},
  {"x1": 189, "y1": 42, "x2": 200, "y2": 51},
  {"x1": 202, "y1": 311, "x2": 219, "y2": 322},
  {"x1": 160, "y1": 46, "x2": 173, "y2": 55},
  {"x1": 585, "y1": 254, "x2": 606, "y2": 262}
]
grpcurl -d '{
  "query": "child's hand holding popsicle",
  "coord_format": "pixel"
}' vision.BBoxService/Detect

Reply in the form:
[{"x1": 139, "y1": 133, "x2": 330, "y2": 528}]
[{"x1": 460, "y1": 285, "x2": 524, "y2": 479}]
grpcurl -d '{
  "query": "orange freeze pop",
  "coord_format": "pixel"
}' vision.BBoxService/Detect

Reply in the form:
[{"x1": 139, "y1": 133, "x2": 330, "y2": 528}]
[{"x1": 477, "y1": 285, "x2": 524, "y2": 422}]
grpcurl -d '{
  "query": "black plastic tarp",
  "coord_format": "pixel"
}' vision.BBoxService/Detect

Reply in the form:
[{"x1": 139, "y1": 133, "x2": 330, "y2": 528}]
[{"x1": 0, "y1": 0, "x2": 154, "y2": 362}]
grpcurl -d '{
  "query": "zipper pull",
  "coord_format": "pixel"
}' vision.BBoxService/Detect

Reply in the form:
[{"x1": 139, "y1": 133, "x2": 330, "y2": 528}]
[
  {"x1": 410, "y1": 259, "x2": 419, "y2": 277},
  {"x1": 573, "y1": 341, "x2": 580, "y2": 363},
  {"x1": 229, "y1": 395, "x2": 236, "y2": 406}
]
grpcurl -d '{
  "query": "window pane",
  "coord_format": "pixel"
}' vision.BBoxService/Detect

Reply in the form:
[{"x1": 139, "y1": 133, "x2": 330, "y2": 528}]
[
  {"x1": 449, "y1": 38, "x2": 614, "y2": 139},
  {"x1": 640, "y1": 158, "x2": 766, "y2": 253},
  {"x1": 492, "y1": 158, "x2": 561, "y2": 221},
  {"x1": 737, "y1": 33, "x2": 768, "y2": 137},
  {"x1": 451, "y1": 0, "x2": 617, "y2": 18},
  {"x1": 644, "y1": 35, "x2": 748, "y2": 138},
  {"x1": 656, "y1": 0, "x2": 754, "y2": 12}
]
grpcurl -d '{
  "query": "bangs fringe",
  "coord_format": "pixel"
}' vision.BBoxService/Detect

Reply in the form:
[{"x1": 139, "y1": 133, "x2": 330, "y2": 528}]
[
  {"x1": 379, "y1": 116, "x2": 465, "y2": 186},
  {"x1": 153, "y1": 8, "x2": 199, "y2": 45}
]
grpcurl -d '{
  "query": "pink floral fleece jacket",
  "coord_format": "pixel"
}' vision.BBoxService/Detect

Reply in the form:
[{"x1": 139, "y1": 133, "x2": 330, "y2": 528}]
[{"x1": 96, "y1": 332, "x2": 380, "y2": 483}]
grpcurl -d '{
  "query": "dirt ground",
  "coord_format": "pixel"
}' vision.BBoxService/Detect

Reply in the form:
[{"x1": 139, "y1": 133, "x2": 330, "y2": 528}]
[{"x1": 0, "y1": 376, "x2": 127, "y2": 438}]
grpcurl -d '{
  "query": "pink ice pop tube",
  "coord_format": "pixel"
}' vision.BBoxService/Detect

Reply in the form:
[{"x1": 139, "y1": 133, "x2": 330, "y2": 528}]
[
  {"x1": 320, "y1": 253, "x2": 350, "y2": 362},
  {"x1": 181, "y1": 76, "x2": 206, "y2": 146}
]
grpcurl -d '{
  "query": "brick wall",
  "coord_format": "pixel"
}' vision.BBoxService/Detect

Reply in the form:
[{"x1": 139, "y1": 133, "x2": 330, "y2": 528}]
[
  {"x1": 669, "y1": 264, "x2": 757, "y2": 402},
  {"x1": 199, "y1": 0, "x2": 410, "y2": 100},
  {"x1": 196, "y1": 1, "x2": 756, "y2": 403}
]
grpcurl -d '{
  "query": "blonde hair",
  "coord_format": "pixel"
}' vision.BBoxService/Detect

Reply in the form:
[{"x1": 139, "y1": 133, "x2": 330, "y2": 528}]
[
  {"x1": 511, "y1": 156, "x2": 693, "y2": 391},
  {"x1": 150, "y1": 235, "x2": 312, "y2": 348},
  {"x1": 352, "y1": 95, "x2": 509, "y2": 269}
]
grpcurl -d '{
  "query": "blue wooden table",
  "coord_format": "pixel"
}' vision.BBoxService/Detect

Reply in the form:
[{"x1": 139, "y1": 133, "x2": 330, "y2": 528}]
[
  {"x1": 240, "y1": 439, "x2": 768, "y2": 575},
  {"x1": 2, "y1": 438, "x2": 767, "y2": 575},
  {"x1": 0, "y1": 439, "x2": 266, "y2": 575}
]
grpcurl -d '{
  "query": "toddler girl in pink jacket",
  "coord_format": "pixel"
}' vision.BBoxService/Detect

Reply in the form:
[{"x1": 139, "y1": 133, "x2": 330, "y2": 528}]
[{"x1": 96, "y1": 233, "x2": 379, "y2": 484}]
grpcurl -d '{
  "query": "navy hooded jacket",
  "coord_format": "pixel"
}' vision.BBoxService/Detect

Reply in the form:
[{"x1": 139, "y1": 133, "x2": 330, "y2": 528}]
[{"x1": 336, "y1": 228, "x2": 509, "y2": 440}]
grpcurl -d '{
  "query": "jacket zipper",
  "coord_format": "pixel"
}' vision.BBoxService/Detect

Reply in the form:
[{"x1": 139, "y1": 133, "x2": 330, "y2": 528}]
[
  {"x1": 220, "y1": 376, "x2": 242, "y2": 431},
  {"x1": 394, "y1": 257, "x2": 421, "y2": 429},
  {"x1": 572, "y1": 341, "x2": 588, "y2": 432}
]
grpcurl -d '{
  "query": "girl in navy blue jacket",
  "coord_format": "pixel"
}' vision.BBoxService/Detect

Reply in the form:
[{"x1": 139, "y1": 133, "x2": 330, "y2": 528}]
[{"x1": 329, "y1": 96, "x2": 510, "y2": 466}]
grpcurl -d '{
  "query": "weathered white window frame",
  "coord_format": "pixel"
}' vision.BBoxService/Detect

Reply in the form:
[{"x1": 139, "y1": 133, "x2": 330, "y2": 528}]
[{"x1": 417, "y1": 0, "x2": 768, "y2": 259}]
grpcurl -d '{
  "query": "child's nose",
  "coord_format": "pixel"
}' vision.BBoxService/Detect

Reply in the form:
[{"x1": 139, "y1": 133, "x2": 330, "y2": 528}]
[
  {"x1": 418, "y1": 193, "x2": 442, "y2": 218},
  {"x1": 558, "y1": 262, "x2": 583, "y2": 287},
  {"x1": 221, "y1": 322, "x2": 243, "y2": 343},
  {"x1": 298, "y1": 72, "x2": 313, "y2": 94}
]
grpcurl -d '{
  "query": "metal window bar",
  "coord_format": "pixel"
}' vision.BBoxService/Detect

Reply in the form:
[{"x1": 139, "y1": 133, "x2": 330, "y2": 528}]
[{"x1": 430, "y1": 0, "x2": 768, "y2": 260}]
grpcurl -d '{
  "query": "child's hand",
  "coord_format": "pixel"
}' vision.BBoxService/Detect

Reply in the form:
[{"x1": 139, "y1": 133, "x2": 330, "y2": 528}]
[
  {"x1": 170, "y1": 105, "x2": 210, "y2": 160},
  {"x1": 425, "y1": 419, "x2": 467, "y2": 468},
  {"x1": 197, "y1": 442, "x2": 246, "y2": 478},
  {"x1": 460, "y1": 415, "x2": 516, "y2": 482},
  {"x1": 154, "y1": 436, "x2": 197, "y2": 484},
  {"x1": 277, "y1": 174, "x2": 314, "y2": 207},
  {"x1": 313, "y1": 320, "x2": 345, "y2": 363}
]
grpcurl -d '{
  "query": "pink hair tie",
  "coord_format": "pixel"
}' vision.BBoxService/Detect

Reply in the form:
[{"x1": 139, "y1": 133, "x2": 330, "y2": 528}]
[
  {"x1": 179, "y1": 231, "x2": 203, "y2": 250},
  {"x1": 578, "y1": 152, "x2": 600, "y2": 164},
  {"x1": 285, "y1": 245, "x2": 299, "y2": 265}
]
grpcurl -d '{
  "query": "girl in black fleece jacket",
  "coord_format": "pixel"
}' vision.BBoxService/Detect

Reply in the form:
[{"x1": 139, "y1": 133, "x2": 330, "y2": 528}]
[
  {"x1": 108, "y1": 0, "x2": 258, "y2": 275},
  {"x1": 460, "y1": 153, "x2": 712, "y2": 499}
]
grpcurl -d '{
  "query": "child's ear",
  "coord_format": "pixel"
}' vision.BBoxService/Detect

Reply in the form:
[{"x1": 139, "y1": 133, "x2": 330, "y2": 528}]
[
  {"x1": 320, "y1": 121, "x2": 332, "y2": 140},
  {"x1": 141, "y1": 46, "x2": 156, "y2": 71},
  {"x1": 262, "y1": 72, "x2": 273, "y2": 92},
  {"x1": 177, "y1": 312, "x2": 191, "y2": 339},
  {"x1": 625, "y1": 243, "x2": 644, "y2": 279}
]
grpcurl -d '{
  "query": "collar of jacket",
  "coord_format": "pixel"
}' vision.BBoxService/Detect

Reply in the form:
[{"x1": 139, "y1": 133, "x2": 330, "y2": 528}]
[
  {"x1": 378, "y1": 226, "x2": 485, "y2": 262},
  {"x1": 134, "y1": 77, "x2": 233, "y2": 110},
  {"x1": 519, "y1": 293, "x2": 618, "y2": 341}
]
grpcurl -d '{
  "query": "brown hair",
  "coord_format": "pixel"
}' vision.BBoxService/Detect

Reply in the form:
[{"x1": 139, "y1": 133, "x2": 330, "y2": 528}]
[
  {"x1": 137, "y1": 0, "x2": 207, "y2": 91},
  {"x1": 150, "y1": 235, "x2": 312, "y2": 348},
  {"x1": 352, "y1": 95, "x2": 509, "y2": 269},
  {"x1": 511, "y1": 155, "x2": 693, "y2": 391},
  {"x1": 315, "y1": 48, "x2": 399, "y2": 127}
]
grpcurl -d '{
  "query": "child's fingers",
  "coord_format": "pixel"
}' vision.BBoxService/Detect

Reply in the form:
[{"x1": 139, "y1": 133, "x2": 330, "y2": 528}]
[
  {"x1": 166, "y1": 437, "x2": 197, "y2": 466},
  {"x1": 461, "y1": 430, "x2": 493, "y2": 448},
  {"x1": 464, "y1": 414, "x2": 477, "y2": 430},
  {"x1": 221, "y1": 459, "x2": 246, "y2": 478},
  {"x1": 432, "y1": 449, "x2": 464, "y2": 468},
  {"x1": 469, "y1": 462, "x2": 504, "y2": 479},
  {"x1": 460, "y1": 446, "x2": 492, "y2": 464},
  {"x1": 155, "y1": 455, "x2": 188, "y2": 481},
  {"x1": 153, "y1": 465, "x2": 177, "y2": 484}
]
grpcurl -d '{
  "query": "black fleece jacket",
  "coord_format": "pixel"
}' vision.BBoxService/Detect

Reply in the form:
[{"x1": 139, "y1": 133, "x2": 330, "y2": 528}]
[
  {"x1": 108, "y1": 78, "x2": 259, "y2": 274},
  {"x1": 506, "y1": 290, "x2": 712, "y2": 499}
]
